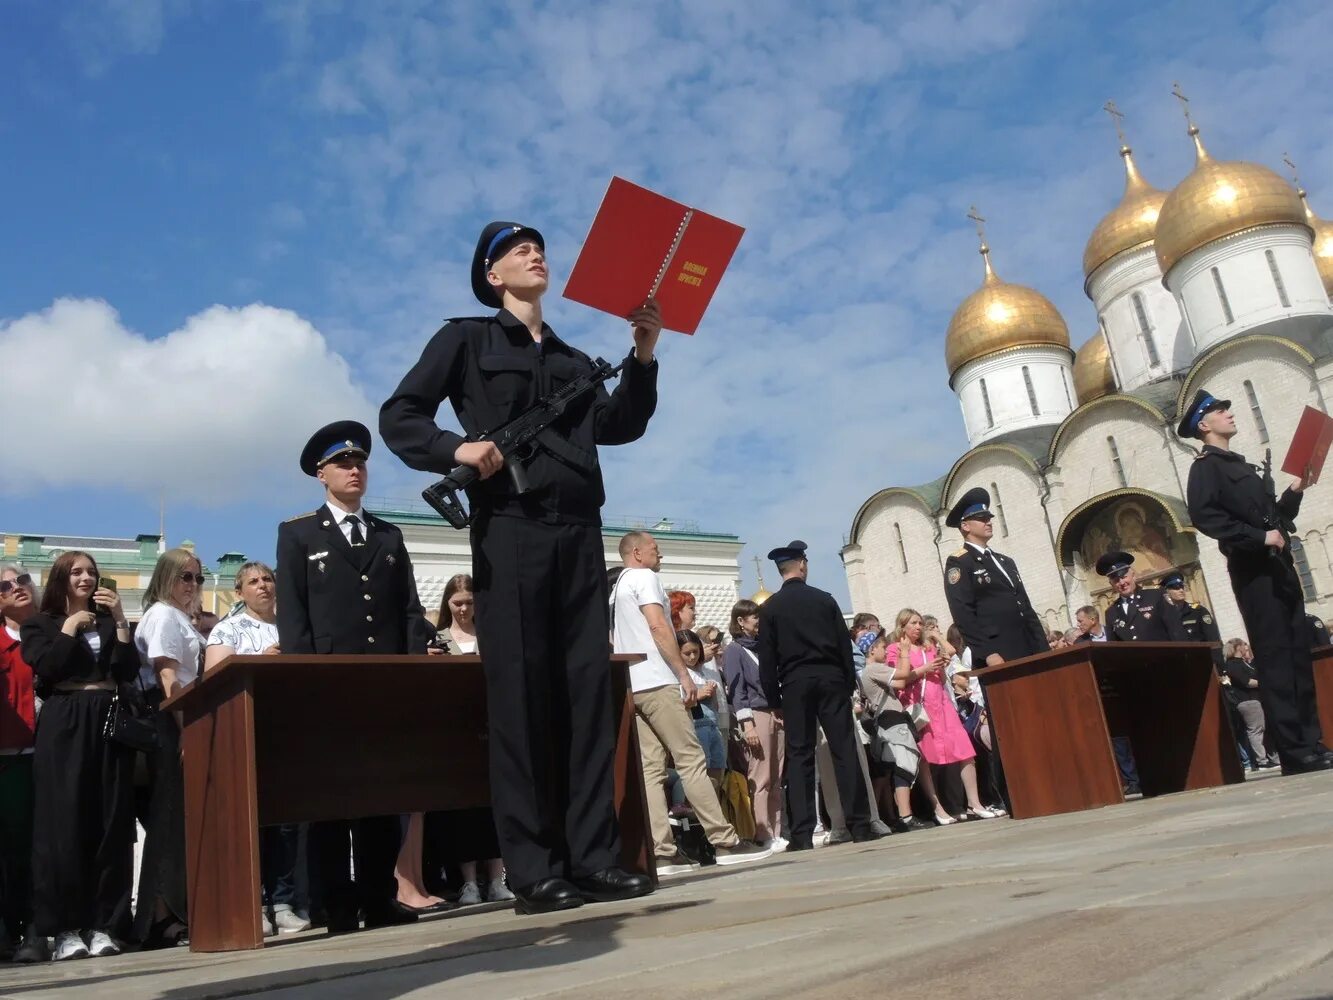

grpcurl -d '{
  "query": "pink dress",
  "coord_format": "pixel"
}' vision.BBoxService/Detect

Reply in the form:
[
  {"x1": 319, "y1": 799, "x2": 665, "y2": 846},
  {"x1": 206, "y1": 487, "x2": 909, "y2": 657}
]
[{"x1": 889, "y1": 642, "x2": 975, "y2": 765}]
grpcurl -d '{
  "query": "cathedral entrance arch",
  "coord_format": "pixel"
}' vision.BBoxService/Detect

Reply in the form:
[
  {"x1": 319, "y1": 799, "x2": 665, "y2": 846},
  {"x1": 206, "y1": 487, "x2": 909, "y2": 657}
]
[{"x1": 1056, "y1": 489, "x2": 1213, "y2": 614}]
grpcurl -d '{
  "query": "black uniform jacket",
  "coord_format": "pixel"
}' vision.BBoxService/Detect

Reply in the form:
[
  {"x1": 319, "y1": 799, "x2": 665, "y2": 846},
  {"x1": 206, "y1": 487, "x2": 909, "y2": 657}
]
[
  {"x1": 756, "y1": 578, "x2": 856, "y2": 710},
  {"x1": 1186, "y1": 445, "x2": 1302, "y2": 568},
  {"x1": 20, "y1": 613, "x2": 139, "y2": 693},
  {"x1": 943, "y1": 543, "x2": 1048, "y2": 665},
  {"x1": 1176, "y1": 600, "x2": 1224, "y2": 669},
  {"x1": 276, "y1": 503, "x2": 431, "y2": 656},
  {"x1": 379, "y1": 310, "x2": 659, "y2": 525},
  {"x1": 1105, "y1": 587, "x2": 1188, "y2": 642}
]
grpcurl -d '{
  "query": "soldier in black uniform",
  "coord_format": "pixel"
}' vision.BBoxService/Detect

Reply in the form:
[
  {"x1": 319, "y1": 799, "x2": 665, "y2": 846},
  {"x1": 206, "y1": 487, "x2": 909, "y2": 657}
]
[
  {"x1": 1162, "y1": 572, "x2": 1223, "y2": 670},
  {"x1": 1178, "y1": 389, "x2": 1330, "y2": 774},
  {"x1": 941, "y1": 487, "x2": 1048, "y2": 667},
  {"x1": 276, "y1": 420, "x2": 431, "y2": 933},
  {"x1": 1096, "y1": 553, "x2": 1188, "y2": 643},
  {"x1": 755, "y1": 541, "x2": 878, "y2": 850},
  {"x1": 380, "y1": 222, "x2": 660, "y2": 913}
]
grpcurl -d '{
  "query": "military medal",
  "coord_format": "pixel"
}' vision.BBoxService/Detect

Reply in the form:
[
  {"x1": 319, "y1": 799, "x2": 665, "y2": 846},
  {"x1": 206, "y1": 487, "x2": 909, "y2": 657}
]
[{"x1": 387, "y1": 554, "x2": 396, "y2": 566}]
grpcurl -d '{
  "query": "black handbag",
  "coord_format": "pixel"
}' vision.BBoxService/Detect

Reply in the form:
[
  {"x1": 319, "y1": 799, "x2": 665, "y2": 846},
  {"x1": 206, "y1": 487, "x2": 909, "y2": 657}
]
[{"x1": 103, "y1": 684, "x2": 160, "y2": 753}]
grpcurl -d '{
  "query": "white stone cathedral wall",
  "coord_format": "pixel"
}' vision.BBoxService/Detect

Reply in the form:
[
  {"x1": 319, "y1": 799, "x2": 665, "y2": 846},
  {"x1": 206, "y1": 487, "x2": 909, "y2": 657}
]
[
  {"x1": 1050, "y1": 404, "x2": 1187, "y2": 510},
  {"x1": 850, "y1": 498, "x2": 945, "y2": 622},
  {"x1": 954, "y1": 347, "x2": 1074, "y2": 448},
  {"x1": 1171, "y1": 226, "x2": 1331, "y2": 354},
  {"x1": 1089, "y1": 245, "x2": 1191, "y2": 389}
]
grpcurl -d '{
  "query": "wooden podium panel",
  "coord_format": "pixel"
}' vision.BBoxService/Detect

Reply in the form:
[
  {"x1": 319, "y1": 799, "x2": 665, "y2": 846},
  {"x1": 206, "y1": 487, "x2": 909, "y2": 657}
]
[
  {"x1": 973, "y1": 642, "x2": 1243, "y2": 820},
  {"x1": 163, "y1": 654, "x2": 652, "y2": 953},
  {"x1": 1313, "y1": 646, "x2": 1333, "y2": 738}
]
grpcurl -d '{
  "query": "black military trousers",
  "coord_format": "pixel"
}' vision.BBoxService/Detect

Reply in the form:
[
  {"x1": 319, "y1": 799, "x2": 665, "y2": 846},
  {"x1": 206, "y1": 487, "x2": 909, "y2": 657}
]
[
  {"x1": 309, "y1": 816, "x2": 400, "y2": 922},
  {"x1": 471, "y1": 514, "x2": 619, "y2": 889},
  {"x1": 781, "y1": 670, "x2": 871, "y2": 846},
  {"x1": 1228, "y1": 555, "x2": 1322, "y2": 759}
]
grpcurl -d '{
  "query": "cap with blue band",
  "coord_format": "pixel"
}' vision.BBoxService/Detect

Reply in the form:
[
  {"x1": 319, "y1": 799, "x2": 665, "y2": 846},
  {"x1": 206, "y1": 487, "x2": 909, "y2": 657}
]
[
  {"x1": 485, "y1": 225, "x2": 526, "y2": 266},
  {"x1": 1175, "y1": 388, "x2": 1231, "y2": 439},
  {"x1": 946, "y1": 486, "x2": 993, "y2": 529}
]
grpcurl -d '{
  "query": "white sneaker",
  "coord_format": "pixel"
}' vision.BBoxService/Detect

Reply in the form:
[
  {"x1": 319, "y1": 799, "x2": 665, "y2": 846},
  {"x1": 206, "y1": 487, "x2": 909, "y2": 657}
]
[
  {"x1": 656, "y1": 850, "x2": 701, "y2": 876},
  {"x1": 272, "y1": 905, "x2": 311, "y2": 933},
  {"x1": 261, "y1": 912, "x2": 275, "y2": 937},
  {"x1": 457, "y1": 881, "x2": 482, "y2": 905},
  {"x1": 486, "y1": 878, "x2": 515, "y2": 902},
  {"x1": 53, "y1": 931, "x2": 89, "y2": 961},
  {"x1": 85, "y1": 931, "x2": 120, "y2": 957},
  {"x1": 765, "y1": 836, "x2": 789, "y2": 854}
]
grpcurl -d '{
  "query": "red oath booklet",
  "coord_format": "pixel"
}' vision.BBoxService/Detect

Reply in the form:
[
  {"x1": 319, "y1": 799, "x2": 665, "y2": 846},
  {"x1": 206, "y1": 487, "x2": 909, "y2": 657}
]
[
  {"x1": 1283, "y1": 405, "x2": 1333, "y2": 484},
  {"x1": 562, "y1": 177, "x2": 745, "y2": 335}
]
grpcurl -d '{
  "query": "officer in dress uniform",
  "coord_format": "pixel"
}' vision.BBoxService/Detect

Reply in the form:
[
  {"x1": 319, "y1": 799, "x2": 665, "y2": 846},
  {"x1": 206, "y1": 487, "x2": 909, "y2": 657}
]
[
  {"x1": 379, "y1": 222, "x2": 660, "y2": 914},
  {"x1": 755, "y1": 541, "x2": 878, "y2": 850},
  {"x1": 942, "y1": 487, "x2": 1048, "y2": 667},
  {"x1": 276, "y1": 420, "x2": 431, "y2": 933},
  {"x1": 942, "y1": 487, "x2": 1046, "y2": 811},
  {"x1": 1178, "y1": 389, "x2": 1331, "y2": 774},
  {"x1": 1162, "y1": 572, "x2": 1223, "y2": 671},
  {"x1": 1095, "y1": 553, "x2": 1188, "y2": 643}
]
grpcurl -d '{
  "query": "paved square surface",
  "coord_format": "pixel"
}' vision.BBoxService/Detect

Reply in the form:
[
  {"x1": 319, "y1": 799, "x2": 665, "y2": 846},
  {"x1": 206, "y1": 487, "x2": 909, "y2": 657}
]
[{"x1": 5, "y1": 770, "x2": 1332, "y2": 999}]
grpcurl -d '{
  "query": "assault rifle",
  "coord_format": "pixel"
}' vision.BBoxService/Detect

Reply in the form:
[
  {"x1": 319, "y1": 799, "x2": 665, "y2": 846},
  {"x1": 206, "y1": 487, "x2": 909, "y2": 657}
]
[
  {"x1": 1261, "y1": 448, "x2": 1296, "y2": 553},
  {"x1": 421, "y1": 357, "x2": 625, "y2": 529}
]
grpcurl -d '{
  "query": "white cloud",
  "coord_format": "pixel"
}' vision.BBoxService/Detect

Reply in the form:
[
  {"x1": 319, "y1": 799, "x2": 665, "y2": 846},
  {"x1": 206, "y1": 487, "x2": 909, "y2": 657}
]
[{"x1": 0, "y1": 299, "x2": 377, "y2": 503}]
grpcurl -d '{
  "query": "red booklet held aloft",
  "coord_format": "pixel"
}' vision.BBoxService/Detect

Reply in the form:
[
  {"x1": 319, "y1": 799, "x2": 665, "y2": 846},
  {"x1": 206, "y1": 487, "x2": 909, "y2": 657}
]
[
  {"x1": 1283, "y1": 405, "x2": 1333, "y2": 484},
  {"x1": 562, "y1": 177, "x2": 744, "y2": 335}
]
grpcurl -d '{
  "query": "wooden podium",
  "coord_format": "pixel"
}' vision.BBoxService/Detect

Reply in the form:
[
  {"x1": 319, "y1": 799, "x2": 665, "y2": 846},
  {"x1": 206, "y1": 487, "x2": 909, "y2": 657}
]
[
  {"x1": 972, "y1": 642, "x2": 1244, "y2": 820},
  {"x1": 1313, "y1": 646, "x2": 1333, "y2": 737},
  {"x1": 161, "y1": 654, "x2": 652, "y2": 953}
]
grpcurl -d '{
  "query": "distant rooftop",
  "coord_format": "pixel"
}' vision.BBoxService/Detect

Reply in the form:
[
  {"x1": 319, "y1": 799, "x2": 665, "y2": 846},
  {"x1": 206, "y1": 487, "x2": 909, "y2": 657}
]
[{"x1": 364, "y1": 496, "x2": 740, "y2": 542}]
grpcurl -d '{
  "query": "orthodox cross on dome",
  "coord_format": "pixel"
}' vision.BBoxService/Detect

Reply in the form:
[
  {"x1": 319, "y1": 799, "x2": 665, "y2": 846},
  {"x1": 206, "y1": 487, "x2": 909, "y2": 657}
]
[
  {"x1": 1171, "y1": 82, "x2": 1208, "y2": 159},
  {"x1": 1103, "y1": 100, "x2": 1127, "y2": 147},
  {"x1": 967, "y1": 205, "x2": 997, "y2": 282},
  {"x1": 751, "y1": 554, "x2": 768, "y2": 591},
  {"x1": 1283, "y1": 152, "x2": 1302, "y2": 189}
]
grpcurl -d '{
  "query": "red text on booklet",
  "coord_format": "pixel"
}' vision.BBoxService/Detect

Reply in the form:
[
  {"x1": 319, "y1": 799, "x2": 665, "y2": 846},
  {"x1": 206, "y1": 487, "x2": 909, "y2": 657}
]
[
  {"x1": 562, "y1": 177, "x2": 744, "y2": 335},
  {"x1": 1282, "y1": 405, "x2": 1333, "y2": 484}
]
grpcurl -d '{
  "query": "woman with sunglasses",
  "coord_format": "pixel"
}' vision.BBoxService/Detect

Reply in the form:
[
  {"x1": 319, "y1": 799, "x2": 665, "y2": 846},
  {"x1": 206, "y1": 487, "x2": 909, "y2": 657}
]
[
  {"x1": 132, "y1": 547, "x2": 206, "y2": 948},
  {"x1": 20, "y1": 551, "x2": 138, "y2": 960}
]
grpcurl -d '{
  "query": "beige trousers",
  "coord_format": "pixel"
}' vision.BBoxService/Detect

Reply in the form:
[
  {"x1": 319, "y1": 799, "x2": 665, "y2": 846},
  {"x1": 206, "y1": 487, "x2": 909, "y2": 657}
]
[
  {"x1": 744, "y1": 709, "x2": 785, "y2": 843},
  {"x1": 635, "y1": 685, "x2": 740, "y2": 858},
  {"x1": 816, "y1": 707, "x2": 882, "y2": 831}
]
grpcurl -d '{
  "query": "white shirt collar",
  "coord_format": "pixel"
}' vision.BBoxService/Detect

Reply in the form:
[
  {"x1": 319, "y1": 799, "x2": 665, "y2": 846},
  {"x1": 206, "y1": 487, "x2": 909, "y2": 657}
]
[
  {"x1": 326, "y1": 501, "x2": 364, "y2": 526},
  {"x1": 965, "y1": 541, "x2": 990, "y2": 556}
]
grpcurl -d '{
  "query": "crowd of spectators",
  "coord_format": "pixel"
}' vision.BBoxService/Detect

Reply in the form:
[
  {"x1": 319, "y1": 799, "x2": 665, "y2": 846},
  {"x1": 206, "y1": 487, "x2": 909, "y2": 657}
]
[{"x1": 0, "y1": 540, "x2": 1321, "y2": 965}]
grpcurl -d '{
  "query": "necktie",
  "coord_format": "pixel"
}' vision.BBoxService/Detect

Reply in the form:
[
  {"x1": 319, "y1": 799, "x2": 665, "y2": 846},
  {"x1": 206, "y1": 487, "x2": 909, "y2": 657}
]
[{"x1": 346, "y1": 514, "x2": 365, "y2": 547}]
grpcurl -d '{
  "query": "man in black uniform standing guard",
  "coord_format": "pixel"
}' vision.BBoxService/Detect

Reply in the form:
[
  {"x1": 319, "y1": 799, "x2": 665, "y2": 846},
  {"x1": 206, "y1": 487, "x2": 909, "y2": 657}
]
[
  {"x1": 380, "y1": 222, "x2": 660, "y2": 913},
  {"x1": 1162, "y1": 572, "x2": 1223, "y2": 670},
  {"x1": 1179, "y1": 389, "x2": 1329, "y2": 774},
  {"x1": 276, "y1": 420, "x2": 431, "y2": 933},
  {"x1": 756, "y1": 541, "x2": 878, "y2": 851},
  {"x1": 942, "y1": 487, "x2": 1048, "y2": 668}
]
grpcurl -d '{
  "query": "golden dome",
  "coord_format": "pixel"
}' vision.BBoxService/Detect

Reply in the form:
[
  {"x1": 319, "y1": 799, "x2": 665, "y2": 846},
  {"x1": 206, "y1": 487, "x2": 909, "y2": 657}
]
[
  {"x1": 1156, "y1": 127, "x2": 1309, "y2": 274},
  {"x1": 751, "y1": 587, "x2": 772, "y2": 606},
  {"x1": 945, "y1": 244, "x2": 1071, "y2": 378},
  {"x1": 1072, "y1": 331, "x2": 1116, "y2": 404},
  {"x1": 1083, "y1": 146, "x2": 1166, "y2": 281},
  {"x1": 1299, "y1": 189, "x2": 1333, "y2": 296}
]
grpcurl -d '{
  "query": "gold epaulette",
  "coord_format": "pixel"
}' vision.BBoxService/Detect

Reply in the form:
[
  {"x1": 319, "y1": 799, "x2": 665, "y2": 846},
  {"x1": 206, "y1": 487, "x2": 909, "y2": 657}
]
[
  {"x1": 284, "y1": 510, "x2": 318, "y2": 523},
  {"x1": 952, "y1": 548, "x2": 968, "y2": 558}
]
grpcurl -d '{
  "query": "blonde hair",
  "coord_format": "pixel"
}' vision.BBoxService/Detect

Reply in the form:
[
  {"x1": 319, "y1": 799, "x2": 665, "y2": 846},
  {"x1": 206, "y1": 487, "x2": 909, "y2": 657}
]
[
  {"x1": 142, "y1": 547, "x2": 203, "y2": 613},
  {"x1": 893, "y1": 607, "x2": 922, "y2": 643}
]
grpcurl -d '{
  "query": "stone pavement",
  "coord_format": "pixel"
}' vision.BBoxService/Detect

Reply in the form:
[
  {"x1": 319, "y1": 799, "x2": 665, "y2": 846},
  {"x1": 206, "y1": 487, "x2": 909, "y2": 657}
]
[{"x1": 5, "y1": 770, "x2": 1333, "y2": 999}]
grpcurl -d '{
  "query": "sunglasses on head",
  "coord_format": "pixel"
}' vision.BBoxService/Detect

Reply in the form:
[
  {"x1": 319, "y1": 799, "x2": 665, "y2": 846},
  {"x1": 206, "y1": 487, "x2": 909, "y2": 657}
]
[
  {"x1": 0, "y1": 574, "x2": 32, "y2": 594},
  {"x1": 179, "y1": 573, "x2": 206, "y2": 585}
]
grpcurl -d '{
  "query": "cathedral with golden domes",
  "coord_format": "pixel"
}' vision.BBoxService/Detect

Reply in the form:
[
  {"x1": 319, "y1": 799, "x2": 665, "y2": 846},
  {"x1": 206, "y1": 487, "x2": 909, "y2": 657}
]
[{"x1": 842, "y1": 95, "x2": 1333, "y2": 642}]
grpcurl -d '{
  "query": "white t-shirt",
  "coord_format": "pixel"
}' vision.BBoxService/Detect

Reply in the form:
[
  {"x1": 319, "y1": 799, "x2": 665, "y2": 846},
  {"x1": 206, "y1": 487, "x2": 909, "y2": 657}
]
[
  {"x1": 611, "y1": 567, "x2": 678, "y2": 693},
  {"x1": 136, "y1": 603, "x2": 203, "y2": 690},
  {"x1": 207, "y1": 611, "x2": 279, "y2": 657}
]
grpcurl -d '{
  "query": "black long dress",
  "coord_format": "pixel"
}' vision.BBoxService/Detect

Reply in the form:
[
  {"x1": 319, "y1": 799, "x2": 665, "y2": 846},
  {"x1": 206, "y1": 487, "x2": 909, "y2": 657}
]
[{"x1": 20, "y1": 613, "x2": 138, "y2": 938}]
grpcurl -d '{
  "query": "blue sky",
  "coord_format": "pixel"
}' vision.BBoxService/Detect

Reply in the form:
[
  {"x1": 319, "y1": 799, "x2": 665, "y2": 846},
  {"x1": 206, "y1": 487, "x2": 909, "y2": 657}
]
[{"x1": 4, "y1": 0, "x2": 1331, "y2": 604}]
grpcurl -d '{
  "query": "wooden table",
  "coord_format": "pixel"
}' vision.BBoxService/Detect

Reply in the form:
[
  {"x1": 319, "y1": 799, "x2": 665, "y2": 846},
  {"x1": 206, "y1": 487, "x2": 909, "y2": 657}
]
[
  {"x1": 162, "y1": 654, "x2": 652, "y2": 952},
  {"x1": 972, "y1": 642, "x2": 1243, "y2": 820},
  {"x1": 1313, "y1": 645, "x2": 1333, "y2": 738}
]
